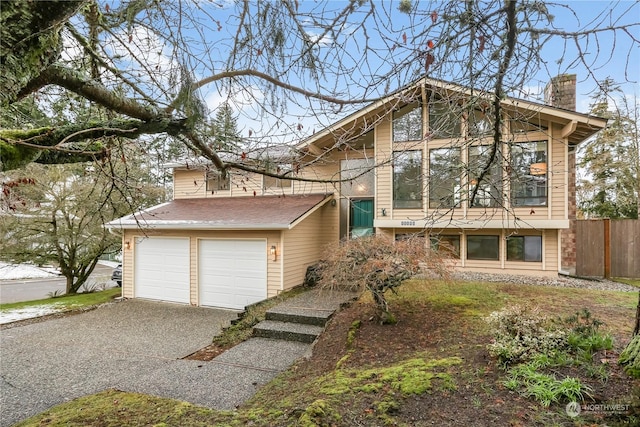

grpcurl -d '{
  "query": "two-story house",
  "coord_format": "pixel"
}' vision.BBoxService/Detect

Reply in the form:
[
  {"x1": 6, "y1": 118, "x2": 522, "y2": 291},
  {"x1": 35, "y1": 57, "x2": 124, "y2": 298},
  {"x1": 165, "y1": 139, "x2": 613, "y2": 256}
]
[{"x1": 106, "y1": 75, "x2": 606, "y2": 309}]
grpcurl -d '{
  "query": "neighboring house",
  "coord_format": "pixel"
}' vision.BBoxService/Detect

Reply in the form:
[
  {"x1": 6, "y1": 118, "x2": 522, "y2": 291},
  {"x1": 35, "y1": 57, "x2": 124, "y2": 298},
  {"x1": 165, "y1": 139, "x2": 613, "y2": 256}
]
[{"x1": 105, "y1": 75, "x2": 606, "y2": 309}]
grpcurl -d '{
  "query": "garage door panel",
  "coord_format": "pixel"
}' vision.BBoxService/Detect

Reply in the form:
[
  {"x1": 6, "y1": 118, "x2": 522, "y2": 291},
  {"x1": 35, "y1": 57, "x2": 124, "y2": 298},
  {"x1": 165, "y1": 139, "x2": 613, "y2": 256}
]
[
  {"x1": 135, "y1": 237, "x2": 190, "y2": 304},
  {"x1": 199, "y1": 239, "x2": 267, "y2": 309}
]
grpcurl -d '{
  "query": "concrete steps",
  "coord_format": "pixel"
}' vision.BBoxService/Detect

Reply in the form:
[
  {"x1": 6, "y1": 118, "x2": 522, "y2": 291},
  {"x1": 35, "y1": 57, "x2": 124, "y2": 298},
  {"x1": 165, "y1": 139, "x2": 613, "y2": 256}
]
[
  {"x1": 252, "y1": 289, "x2": 356, "y2": 344},
  {"x1": 252, "y1": 320, "x2": 324, "y2": 343}
]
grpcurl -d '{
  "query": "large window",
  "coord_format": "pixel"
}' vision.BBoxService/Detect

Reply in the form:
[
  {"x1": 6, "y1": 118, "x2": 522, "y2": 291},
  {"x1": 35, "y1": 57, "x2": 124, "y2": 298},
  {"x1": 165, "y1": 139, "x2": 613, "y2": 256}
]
[
  {"x1": 468, "y1": 108, "x2": 494, "y2": 137},
  {"x1": 429, "y1": 98, "x2": 461, "y2": 138},
  {"x1": 393, "y1": 150, "x2": 423, "y2": 209},
  {"x1": 393, "y1": 102, "x2": 422, "y2": 142},
  {"x1": 206, "y1": 170, "x2": 230, "y2": 192},
  {"x1": 430, "y1": 235, "x2": 461, "y2": 258},
  {"x1": 507, "y1": 235, "x2": 542, "y2": 262},
  {"x1": 467, "y1": 235, "x2": 500, "y2": 260},
  {"x1": 468, "y1": 145, "x2": 503, "y2": 208},
  {"x1": 511, "y1": 141, "x2": 547, "y2": 206},
  {"x1": 429, "y1": 148, "x2": 461, "y2": 208}
]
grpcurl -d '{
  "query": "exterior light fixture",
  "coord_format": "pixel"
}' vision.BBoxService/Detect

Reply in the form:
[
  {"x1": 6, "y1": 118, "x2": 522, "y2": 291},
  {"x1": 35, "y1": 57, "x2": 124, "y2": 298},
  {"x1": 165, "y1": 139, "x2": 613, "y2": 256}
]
[
  {"x1": 125, "y1": 241, "x2": 131, "y2": 250},
  {"x1": 270, "y1": 245, "x2": 277, "y2": 261}
]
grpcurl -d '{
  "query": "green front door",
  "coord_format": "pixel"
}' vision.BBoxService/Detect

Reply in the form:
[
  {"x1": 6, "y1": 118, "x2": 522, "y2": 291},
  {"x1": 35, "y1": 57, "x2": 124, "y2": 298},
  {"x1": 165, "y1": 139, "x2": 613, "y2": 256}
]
[{"x1": 350, "y1": 199, "x2": 374, "y2": 238}]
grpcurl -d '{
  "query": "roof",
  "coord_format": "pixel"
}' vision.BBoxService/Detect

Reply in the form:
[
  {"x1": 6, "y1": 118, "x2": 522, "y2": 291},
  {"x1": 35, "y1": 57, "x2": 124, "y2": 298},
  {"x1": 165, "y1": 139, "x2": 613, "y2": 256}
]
[
  {"x1": 105, "y1": 193, "x2": 332, "y2": 230},
  {"x1": 296, "y1": 76, "x2": 607, "y2": 151}
]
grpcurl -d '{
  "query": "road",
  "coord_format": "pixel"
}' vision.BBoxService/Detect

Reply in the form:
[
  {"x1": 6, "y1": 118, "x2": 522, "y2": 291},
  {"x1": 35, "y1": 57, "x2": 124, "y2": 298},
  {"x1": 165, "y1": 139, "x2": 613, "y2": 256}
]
[{"x1": 0, "y1": 264, "x2": 117, "y2": 304}]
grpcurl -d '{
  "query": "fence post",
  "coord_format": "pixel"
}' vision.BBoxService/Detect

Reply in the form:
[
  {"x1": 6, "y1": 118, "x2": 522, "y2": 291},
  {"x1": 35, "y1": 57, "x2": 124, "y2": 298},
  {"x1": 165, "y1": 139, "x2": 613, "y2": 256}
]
[{"x1": 604, "y1": 218, "x2": 611, "y2": 279}]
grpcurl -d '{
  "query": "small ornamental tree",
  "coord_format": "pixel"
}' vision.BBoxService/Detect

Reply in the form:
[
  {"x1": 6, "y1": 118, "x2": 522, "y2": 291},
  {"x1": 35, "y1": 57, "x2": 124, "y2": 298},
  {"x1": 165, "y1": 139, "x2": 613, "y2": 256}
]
[{"x1": 318, "y1": 234, "x2": 452, "y2": 323}]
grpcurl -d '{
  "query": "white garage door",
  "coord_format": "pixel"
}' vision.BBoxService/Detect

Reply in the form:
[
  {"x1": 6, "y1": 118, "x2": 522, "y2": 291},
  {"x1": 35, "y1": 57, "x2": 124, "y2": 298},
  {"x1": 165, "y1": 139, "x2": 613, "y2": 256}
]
[
  {"x1": 135, "y1": 237, "x2": 190, "y2": 304},
  {"x1": 199, "y1": 239, "x2": 268, "y2": 309}
]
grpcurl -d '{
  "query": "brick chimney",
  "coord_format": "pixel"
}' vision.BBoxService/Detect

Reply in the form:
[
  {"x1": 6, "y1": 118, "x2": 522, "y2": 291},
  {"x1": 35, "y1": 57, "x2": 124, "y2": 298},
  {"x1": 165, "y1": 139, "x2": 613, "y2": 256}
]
[
  {"x1": 544, "y1": 74, "x2": 577, "y2": 111},
  {"x1": 545, "y1": 74, "x2": 578, "y2": 274}
]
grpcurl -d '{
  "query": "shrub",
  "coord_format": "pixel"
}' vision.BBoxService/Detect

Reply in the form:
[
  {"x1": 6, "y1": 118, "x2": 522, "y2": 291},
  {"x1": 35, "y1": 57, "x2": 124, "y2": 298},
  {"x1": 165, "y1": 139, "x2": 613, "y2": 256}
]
[{"x1": 486, "y1": 305, "x2": 567, "y2": 365}]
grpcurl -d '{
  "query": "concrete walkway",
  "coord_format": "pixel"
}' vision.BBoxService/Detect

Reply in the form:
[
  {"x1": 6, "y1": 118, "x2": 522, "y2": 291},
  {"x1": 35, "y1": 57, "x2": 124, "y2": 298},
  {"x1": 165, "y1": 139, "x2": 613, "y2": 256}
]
[{"x1": 0, "y1": 289, "x2": 355, "y2": 426}]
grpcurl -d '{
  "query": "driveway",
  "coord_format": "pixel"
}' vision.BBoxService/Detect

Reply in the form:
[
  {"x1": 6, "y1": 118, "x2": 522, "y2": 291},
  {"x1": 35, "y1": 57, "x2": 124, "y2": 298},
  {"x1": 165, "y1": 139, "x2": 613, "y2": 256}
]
[{"x1": 0, "y1": 300, "x2": 240, "y2": 427}]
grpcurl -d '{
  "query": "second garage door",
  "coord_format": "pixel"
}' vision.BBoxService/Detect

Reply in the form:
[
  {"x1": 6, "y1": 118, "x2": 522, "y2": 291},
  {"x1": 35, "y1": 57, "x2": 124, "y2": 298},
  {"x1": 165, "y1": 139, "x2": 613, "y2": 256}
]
[
  {"x1": 198, "y1": 239, "x2": 268, "y2": 309},
  {"x1": 134, "y1": 237, "x2": 190, "y2": 304}
]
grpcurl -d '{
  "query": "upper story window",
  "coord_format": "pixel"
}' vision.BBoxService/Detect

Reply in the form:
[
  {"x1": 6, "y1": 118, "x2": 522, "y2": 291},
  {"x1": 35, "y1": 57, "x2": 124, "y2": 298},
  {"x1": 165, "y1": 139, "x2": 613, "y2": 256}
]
[
  {"x1": 393, "y1": 150, "x2": 423, "y2": 209},
  {"x1": 468, "y1": 108, "x2": 494, "y2": 137},
  {"x1": 429, "y1": 147, "x2": 461, "y2": 208},
  {"x1": 429, "y1": 98, "x2": 461, "y2": 138},
  {"x1": 263, "y1": 175, "x2": 291, "y2": 190},
  {"x1": 206, "y1": 170, "x2": 230, "y2": 192},
  {"x1": 468, "y1": 145, "x2": 503, "y2": 208},
  {"x1": 393, "y1": 102, "x2": 423, "y2": 142},
  {"x1": 510, "y1": 141, "x2": 547, "y2": 207}
]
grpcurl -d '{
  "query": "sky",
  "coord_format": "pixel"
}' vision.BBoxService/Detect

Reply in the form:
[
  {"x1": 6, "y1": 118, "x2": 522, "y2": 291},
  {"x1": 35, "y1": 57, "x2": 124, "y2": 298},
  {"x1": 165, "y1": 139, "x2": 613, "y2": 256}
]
[
  {"x1": 76, "y1": 1, "x2": 640, "y2": 142},
  {"x1": 196, "y1": 0, "x2": 640, "y2": 138}
]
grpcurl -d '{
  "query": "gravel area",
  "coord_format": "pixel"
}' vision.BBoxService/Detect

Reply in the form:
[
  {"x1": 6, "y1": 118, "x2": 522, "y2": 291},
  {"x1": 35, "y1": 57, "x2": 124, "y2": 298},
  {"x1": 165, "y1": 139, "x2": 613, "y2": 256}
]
[{"x1": 452, "y1": 271, "x2": 638, "y2": 292}]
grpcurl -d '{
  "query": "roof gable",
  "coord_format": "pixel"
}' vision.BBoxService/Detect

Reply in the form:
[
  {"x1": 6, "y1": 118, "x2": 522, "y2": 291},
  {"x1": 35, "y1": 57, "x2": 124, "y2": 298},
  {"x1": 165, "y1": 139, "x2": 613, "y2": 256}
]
[{"x1": 297, "y1": 76, "x2": 607, "y2": 151}]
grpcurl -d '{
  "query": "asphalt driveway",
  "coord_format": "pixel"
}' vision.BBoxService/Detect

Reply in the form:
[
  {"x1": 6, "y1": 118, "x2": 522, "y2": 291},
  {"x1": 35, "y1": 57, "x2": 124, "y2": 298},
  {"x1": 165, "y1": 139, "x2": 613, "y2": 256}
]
[{"x1": 0, "y1": 300, "x2": 241, "y2": 427}]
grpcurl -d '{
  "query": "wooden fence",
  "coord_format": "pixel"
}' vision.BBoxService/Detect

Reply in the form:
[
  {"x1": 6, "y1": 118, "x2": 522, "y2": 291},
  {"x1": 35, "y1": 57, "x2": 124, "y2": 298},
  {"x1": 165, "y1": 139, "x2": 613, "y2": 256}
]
[{"x1": 576, "y1": 219, "x2": 640, "y2": 278}]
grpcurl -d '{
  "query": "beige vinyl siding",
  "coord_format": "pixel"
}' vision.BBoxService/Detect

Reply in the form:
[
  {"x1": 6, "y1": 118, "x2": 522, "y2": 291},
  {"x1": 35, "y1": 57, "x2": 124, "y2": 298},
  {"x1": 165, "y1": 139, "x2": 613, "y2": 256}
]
[
  {"x1": 122, "y1": 230, "x2": 135, "y2": 298},
  {"x1": 282, "y1": 203, "x2": 337, "y2": 290},
  {"x1": 294, "y1": 162, "x2": 339, "y2": 195},
  {"x1": 173, "y1": 169, "x2": 206, "y2": 199},
  {"x1": 226, "y1": 170, "x2": 262, "y2": 197},
  {"x1": 543, "y1": 229, "x2": 559, "y2": 271},
  {"x1": 376, "y1": 120, "x2": 392, "y2": 216},
  {"x1": 549, "y1": 127, "x2": 568, "y2": 219}
]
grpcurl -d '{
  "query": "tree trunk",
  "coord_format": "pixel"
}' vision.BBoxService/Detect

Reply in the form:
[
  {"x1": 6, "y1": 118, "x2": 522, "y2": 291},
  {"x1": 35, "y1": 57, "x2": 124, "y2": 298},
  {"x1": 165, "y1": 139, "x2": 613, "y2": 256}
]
[{"x1": 65, "y1": 275, "x2": 74, "y2": 295}]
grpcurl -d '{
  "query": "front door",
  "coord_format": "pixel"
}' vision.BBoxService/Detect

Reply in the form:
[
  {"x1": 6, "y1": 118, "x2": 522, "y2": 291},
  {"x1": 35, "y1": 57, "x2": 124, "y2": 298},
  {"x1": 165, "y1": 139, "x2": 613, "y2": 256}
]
[{"x1": 350, "y1": 199, "x2": 374, "y2": 238}]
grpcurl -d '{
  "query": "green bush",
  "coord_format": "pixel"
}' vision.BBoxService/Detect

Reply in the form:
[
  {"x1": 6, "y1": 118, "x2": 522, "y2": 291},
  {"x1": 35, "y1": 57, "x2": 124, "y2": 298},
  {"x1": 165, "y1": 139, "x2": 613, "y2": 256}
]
[{"x1": 485, "y1": 305, "x2": 567, "y2": 365}]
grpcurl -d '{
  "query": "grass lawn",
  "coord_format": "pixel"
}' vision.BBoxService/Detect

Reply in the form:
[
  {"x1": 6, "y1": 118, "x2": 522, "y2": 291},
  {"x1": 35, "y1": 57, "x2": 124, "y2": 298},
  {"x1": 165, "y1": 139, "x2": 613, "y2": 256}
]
[
  {"x1": 614, "y1": 278, "x2": 640, "y2": 288},
  {"x1": 12, "y1": 280, "x2": 639, "y2": 427},
  {"x1": 0, "y1": 288, "x2": 122, "y2": 313}
]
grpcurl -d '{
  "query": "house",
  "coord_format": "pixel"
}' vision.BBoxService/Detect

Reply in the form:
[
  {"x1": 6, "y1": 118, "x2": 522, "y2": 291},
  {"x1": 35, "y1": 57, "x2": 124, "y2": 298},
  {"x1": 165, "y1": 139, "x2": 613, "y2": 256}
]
[{"x1": 105, "y1": 75, "x2": 606, "y2": 309}]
